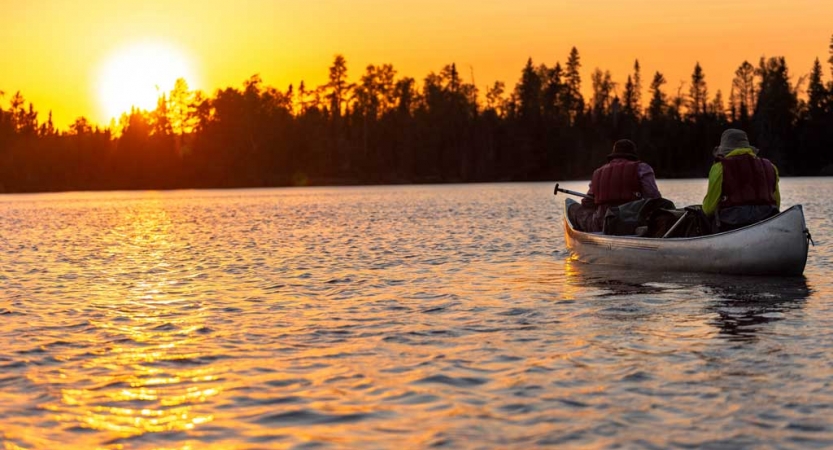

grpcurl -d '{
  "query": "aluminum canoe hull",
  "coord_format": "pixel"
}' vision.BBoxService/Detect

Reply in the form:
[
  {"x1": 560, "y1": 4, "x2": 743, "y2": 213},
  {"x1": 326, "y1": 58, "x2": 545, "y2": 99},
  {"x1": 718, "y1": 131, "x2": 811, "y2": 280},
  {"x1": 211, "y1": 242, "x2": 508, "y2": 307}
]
[{"x1": 563, "y1": 199, "x2": 809, "y2": 276}]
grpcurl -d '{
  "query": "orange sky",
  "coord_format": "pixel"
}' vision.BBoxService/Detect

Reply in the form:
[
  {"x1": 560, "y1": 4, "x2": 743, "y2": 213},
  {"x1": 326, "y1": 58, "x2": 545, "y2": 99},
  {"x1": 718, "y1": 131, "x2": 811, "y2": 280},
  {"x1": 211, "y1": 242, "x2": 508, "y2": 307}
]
[{"x1": 1, "y1": 0, "x2": 831, "y2": 128}]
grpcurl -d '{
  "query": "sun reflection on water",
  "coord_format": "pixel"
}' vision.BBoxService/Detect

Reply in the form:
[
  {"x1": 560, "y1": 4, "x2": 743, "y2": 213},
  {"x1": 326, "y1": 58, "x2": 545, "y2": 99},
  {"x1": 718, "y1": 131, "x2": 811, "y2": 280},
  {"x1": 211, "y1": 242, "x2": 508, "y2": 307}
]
[{"x1": 33, "y1": 201, "x2": 225, "y2": 442}]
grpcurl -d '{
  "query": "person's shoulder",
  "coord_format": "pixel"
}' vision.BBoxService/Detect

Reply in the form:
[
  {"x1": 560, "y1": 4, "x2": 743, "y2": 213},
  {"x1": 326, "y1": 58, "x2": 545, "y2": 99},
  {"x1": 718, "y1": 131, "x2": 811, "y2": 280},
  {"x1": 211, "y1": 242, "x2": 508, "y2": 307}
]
[
  {"x1": 763, "y1": 157, "x2": 779, "y2": 172},
  {"x1": 755, "y1": 154, "x2": 777, "y2": 167}
]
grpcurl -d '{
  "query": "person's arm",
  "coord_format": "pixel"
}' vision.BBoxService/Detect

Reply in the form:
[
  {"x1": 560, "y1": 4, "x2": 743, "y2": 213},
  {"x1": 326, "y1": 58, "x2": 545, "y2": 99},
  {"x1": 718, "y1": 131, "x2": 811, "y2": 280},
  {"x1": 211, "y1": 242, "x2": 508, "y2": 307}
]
[
  {"x1": 702, "y1": 162, "x2": 723, "y2": 216},
  {"x1": 637, "y1": 163, "x2": 661, "y2": 199},
  {"x1": 773, "y1": 164, "x2": 781, "y2": 209},
  {"x1": 581, "y1": 179, "x2": 595, "y2": 206}
]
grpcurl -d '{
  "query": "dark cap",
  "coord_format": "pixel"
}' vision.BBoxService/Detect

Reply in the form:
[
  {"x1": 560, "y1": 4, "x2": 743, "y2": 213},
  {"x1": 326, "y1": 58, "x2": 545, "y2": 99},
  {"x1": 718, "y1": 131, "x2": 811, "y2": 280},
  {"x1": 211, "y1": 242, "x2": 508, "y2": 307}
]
[{"x1": 607, "y1": 139, "x2": 639, "y2": 161}]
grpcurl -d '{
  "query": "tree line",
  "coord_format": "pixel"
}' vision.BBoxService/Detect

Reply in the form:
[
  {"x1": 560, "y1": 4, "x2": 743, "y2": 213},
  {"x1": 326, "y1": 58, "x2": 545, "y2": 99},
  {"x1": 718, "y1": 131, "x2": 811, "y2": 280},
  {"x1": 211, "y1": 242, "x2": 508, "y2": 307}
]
[{"x1": 1, "y1": 36, "x2": 833, "y2": 193}]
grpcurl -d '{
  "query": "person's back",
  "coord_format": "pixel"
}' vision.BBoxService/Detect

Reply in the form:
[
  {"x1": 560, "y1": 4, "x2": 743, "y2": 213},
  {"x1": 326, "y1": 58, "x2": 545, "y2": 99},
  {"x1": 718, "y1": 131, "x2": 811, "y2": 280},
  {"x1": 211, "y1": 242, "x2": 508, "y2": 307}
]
[
  {"x1": 702, "y1": 129, "x2": 780, "y2": 231},
  {"x1": 591, "y1": 158, "x2": 643, "y2": 207},
  {"x1": 568, "y1": 139, "x2": 661, "y2": 232}
]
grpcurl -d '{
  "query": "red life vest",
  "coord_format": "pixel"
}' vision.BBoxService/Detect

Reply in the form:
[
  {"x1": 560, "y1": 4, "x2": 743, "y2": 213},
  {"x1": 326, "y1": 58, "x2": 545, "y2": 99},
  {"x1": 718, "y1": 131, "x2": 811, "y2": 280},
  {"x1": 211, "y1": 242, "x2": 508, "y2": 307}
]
[
  {"x1": 591, "y1": 159, "x2": 642, "y2": 206},
  {"x1": 718, "y1": 154, "x2": 777, "y2": 208}
]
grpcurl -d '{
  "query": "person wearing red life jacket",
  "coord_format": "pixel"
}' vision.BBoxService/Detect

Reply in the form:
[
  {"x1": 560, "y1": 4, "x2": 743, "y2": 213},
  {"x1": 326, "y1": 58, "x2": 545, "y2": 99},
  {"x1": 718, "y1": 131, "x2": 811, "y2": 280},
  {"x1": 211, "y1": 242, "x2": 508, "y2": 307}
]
[
  {"x1": 568, "y1": 139, "x2": 662, "y2": 232},
  {"x1": 702, "y1": 128, "x2": 780, "y2": 231}
]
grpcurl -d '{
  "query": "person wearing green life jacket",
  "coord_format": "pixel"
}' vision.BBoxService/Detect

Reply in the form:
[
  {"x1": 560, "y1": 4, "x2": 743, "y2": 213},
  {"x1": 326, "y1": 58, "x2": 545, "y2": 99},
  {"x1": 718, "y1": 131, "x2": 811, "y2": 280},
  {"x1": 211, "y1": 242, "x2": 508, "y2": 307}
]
[{"x1": 702, "y1": 129, "x2": 780, "y2": 231}]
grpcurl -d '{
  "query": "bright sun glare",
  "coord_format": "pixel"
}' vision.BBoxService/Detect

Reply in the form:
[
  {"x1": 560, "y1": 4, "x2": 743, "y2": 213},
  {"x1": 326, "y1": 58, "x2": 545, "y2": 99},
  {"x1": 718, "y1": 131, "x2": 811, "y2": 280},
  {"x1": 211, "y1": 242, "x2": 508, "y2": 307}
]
[{"x1": 98, "y1": 42, "x2": 197, "y2": 121}]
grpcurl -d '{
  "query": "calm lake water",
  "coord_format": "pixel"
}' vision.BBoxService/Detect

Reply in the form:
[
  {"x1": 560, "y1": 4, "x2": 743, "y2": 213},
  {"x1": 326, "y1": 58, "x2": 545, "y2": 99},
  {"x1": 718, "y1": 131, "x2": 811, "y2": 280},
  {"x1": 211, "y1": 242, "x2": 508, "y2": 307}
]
[{"x1": 1, "y1": 180, "x2": 832, "y2": 449}]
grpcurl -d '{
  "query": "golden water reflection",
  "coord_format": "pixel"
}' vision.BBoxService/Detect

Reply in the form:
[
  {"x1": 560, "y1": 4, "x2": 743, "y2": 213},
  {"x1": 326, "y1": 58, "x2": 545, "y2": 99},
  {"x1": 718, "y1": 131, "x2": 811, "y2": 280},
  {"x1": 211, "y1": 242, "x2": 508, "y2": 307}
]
[
  {"x1": 40, "y1": 201, "x2": 223, "y2": 442},
  {"x1": 3, "y1": 184, "x2": 830, "y2": 448}
]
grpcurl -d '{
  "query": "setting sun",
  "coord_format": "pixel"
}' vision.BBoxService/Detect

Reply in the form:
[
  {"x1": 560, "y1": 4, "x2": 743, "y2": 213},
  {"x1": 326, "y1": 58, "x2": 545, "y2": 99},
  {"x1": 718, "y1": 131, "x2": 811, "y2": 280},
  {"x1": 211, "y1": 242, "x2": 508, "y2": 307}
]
[{"x1": 97, "y1": 42, "x2": 198, "y2": 121}]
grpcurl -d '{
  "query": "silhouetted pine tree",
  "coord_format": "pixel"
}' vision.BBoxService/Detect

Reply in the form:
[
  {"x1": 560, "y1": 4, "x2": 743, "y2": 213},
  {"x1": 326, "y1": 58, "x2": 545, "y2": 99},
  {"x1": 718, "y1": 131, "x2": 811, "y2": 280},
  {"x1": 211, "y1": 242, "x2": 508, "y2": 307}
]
[
  {"x1": 688, "y1": 62, "x2": 708, "y2": 119},
  {"x1": 753, "y1": 57, "x2": 798, "y2": 172},
  {"x1": 732, "y1": 61, "x2": 756, "y2": 129}
]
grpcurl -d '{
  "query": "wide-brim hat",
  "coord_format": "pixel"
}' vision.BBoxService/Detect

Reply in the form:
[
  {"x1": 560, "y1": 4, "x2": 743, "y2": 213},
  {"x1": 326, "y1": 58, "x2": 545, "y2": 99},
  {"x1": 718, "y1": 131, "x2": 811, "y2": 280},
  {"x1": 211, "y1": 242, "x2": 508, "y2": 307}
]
[
  {"x1": 714, "y1": 128, "x2": 758, "y2": 157},
  {"x1": 607, "y1": 139, "x2": 639, "y2": 161}
]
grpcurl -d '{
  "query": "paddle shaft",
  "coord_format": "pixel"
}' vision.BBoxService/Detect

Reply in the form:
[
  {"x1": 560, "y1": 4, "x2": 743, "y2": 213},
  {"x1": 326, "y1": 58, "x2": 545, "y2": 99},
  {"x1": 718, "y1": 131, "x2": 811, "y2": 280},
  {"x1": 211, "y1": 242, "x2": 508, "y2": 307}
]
[
  {"x1": 554, "y1": 183, "x2": 593, "y2": 200},
  {"x1": 662, "y1": 211, "x2": 689, "y2": 238}
]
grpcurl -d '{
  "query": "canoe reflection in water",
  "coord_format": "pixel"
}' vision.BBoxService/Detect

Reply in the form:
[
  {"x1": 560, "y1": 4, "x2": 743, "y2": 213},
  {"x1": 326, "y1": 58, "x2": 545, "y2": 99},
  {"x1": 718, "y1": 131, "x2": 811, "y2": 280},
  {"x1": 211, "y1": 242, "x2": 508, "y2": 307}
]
[
  {"x1": 562, "y1": 261, "x2": 810, "y2": 341},
  {"x1": 705, "y1": 276, "x2": 810, "y2": 341}
]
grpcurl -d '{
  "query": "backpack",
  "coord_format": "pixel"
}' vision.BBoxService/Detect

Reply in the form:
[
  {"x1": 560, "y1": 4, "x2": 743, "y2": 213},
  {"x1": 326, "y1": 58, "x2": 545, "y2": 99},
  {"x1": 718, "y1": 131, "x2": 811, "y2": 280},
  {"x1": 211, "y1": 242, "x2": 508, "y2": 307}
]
[
  {"x1": 646, "y1": 205, "x2": 714, "y2": 238},
  {"x1": 602, "y1": 198, "x2": 676, "y2": 236}
]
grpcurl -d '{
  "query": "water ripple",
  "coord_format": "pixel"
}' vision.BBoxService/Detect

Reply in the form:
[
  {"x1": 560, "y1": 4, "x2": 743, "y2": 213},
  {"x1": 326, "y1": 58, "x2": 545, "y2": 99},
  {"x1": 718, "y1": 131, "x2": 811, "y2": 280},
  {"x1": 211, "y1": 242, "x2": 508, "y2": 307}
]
[{"x1": 0, "y1": 181, "x2": 831, "y2": 448}]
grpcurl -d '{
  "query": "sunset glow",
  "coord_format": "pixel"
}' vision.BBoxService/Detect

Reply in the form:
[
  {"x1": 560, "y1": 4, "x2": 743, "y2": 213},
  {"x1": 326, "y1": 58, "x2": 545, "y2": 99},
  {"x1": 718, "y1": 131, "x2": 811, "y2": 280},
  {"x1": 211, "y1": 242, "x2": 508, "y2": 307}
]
[
  {"x1": 97, "y1": 42, "x2": 198, "y2": 121},
  {"x1": 2, "y1": 1, "x2": 831, "y2": 128}
]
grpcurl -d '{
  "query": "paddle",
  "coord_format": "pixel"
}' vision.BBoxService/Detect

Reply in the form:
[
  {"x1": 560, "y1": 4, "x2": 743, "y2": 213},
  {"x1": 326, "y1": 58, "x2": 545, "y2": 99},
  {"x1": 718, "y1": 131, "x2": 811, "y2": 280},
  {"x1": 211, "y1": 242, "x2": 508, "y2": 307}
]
[
  {"x1": 553, "y1": 183, "x2": 593, "y2": 200},
  {"x1": 661, "y1": 211, "x2": 689, "y2": 238}
]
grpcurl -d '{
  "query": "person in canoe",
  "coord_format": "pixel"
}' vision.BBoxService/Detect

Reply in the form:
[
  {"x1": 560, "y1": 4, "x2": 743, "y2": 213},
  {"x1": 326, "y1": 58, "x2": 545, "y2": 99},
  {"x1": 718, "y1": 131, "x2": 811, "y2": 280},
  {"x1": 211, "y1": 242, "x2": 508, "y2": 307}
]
[
  {"x1": 567, "y1": 139, "x2": 662, "y2": 232},
  {"x1": 702, "y1": 129, "x2": 780, "y2": 231}
]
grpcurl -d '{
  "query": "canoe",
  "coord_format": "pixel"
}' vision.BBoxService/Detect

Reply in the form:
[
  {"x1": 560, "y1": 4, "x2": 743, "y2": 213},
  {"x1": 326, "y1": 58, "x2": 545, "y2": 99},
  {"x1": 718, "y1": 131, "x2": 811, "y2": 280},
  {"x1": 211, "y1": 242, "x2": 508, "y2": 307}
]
[{"x1": 563, "y1": 198, "x2": 810, "y2": 276}]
